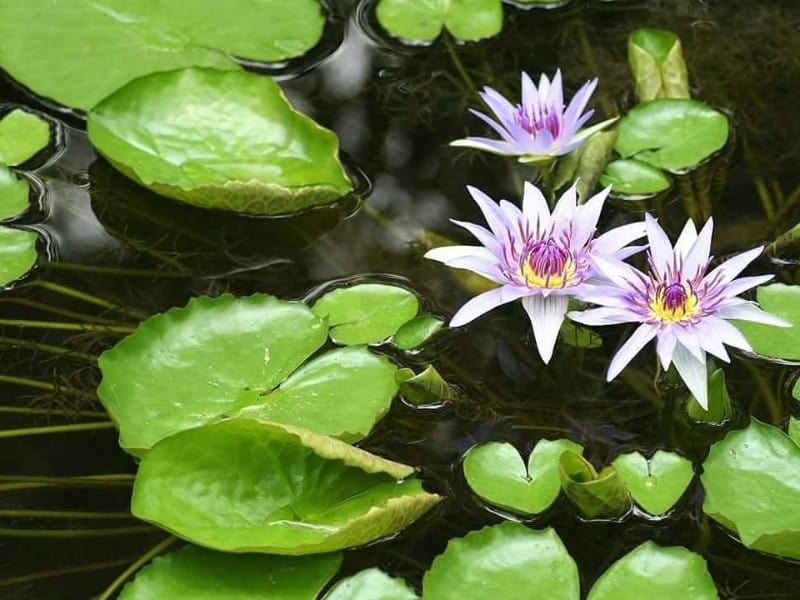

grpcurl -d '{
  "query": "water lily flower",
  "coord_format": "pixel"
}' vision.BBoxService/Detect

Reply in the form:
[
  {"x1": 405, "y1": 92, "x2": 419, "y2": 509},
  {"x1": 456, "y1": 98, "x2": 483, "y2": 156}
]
[
  {"x1": 451, "y1": 70, "x2": 617, "y2": 164},
  {"x1": 424, "y1": 182, "x2": 646, "y2": 363},
  {"x1": 569, "y1": 214, "x2": 790, "y2": 408}
]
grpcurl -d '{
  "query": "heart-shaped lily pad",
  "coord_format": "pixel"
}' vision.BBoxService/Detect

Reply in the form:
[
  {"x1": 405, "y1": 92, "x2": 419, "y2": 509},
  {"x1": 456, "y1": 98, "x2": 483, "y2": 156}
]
[
  {"x1": 463, "y1": 439, "x2": 583, "y2": 516},
  {"x1": 611, "y1": 450, "x2": 694, "y2": 515},
  {"x1": 600, "y1": 159, "x2": 672, "y2": 196},
  {"x1": 0, "y1": 0, "x2": 327, "y2": 110},
  {"x1": 559, "y1": 451, "x2": 631, "y2": 519},
  {"x1": 119, "y1": 545, "x2": 342, "y2": 599},
  {"x1": 375, "y1": 0, "x2": 503, "y2": 44},
  {"x1": 701, "y1": 418, "x2": 800, "y2": 559},
  {"x1": 0, "y1": 225, "x2": 38, "y2": 287},
  {"x1": 0, "y1": 165, "x2": 29, "y2": 220},
  {"x1": 88, "y1": 67, "x2": 352, "y2": 216},
  {"x1": 324, "y1": 568, "x2": 419, "y2": 600},
  {"x1": 734, "y1": 283, "x2": 800, "y2": 363},
  {"x1": 0, "y1": 108, "x2": 51, "y2": 166},
  {"x1": 132, "y1": 418, "x2": 441, "y2": 554}
]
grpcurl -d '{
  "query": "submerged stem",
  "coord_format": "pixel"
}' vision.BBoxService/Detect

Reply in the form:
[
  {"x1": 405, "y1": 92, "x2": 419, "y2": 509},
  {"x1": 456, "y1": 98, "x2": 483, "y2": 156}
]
[
  {"x1": 0, "y1": 374, "x2": 97, "y2": 399},
  {"x1": 0, "y1": 421, "x2": 114, "y2": 439},
  {"x1": 444, "y1": 35, "x2": 478, "y2": 97},
  {"x1": 0, "y1": 474, "x2": 133, "y2": 493},
  {"x1": 26, "y1": 280, "x2": 150, "y2": 320},
  {"x1": 0, "y1": 335, "x2": 97, "y2": 361},
  {"x1": 0, "y1": 557, "x2": 136, "y2": 587},
  {"x1": 0, "y1": 509, "x2": 133, "y2": 519},
  {"x1": 0, "y1": 318, "x2": 135, "y2": 334},
  {"x1": 96, "y1": 536, "x2": 179, "y2": 600},
  {"x1": 0, "y1": 525, "x2": 156, "y2": 538}
]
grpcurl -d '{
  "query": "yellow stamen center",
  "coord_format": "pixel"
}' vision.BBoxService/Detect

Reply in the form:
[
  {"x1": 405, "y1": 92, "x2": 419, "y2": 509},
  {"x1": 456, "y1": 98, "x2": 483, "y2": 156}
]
[
  {"x1": 520, "y1": 240, "x2": 577, "y2": 289},
  {"x1": 649, "y1": 282, "x2": 699, "y2": 323}
]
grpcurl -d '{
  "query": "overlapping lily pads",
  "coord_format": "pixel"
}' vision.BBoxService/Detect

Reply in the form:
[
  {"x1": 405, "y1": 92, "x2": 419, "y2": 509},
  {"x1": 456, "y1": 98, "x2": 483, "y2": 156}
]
[
  {"x1": 375, "y1": 0, "x2": 503, "y2": 44},
  {"x1": 735, "y1": 283, "x2": 800, "y2": 363},
  {"x1": 132, "y1": 418, "x2": 441, "y2": 554},
  {"x1": 324, "y1": 568, "x2": 419, "y2": 600},
  {"x1": 611, "y1": 450, "x2": 693, "y2": 515},
  {"x1": 88, "y1": 67, "x2": 352, "y2": 215},
  {"x1": 0, "y1": 225, "x2": 38, "y2": 287}
]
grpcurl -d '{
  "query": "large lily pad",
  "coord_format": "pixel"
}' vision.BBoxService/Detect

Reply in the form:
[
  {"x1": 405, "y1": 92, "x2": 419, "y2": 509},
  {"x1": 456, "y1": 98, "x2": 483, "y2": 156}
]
[
  {"x1": 118, "y1": 545, "x2": 342, "y2": 599},
  {"x1": 0, "y1": 165, "x2": 30, "y2": 220},
  {"x1": 422, "y1": 523, "x2": 579, "y2": 599},
  {"x1": 324, "y1": 568, "x2": 419, "y2": 600},
  {"x1": 88, "y1": 67, "x2": 352, "y2": 215},
  {"x1": 701, "y1": 419, "x2": 800, "y2": 559},
  {"x1": 132, "y1": 419, "x2": 441, "y2": 554},
  {"x1": 615, "y1": 98, "x2": 729, "y2": 171},
  {"x1": 611, "y1": 450, "x2": 693, "y2": 515},
  {"x1": 0, "y1": 0, "x2": 327, "y2": 110},
  {"x1": 587, "y1": 541, "x2": 718, "y2": 600},
  {"x1": 375, "y1": 0, "x2": 503, "y2": 44},
  {"x1": 0, "y1": 108, "x2": 51, "y2": 166},
  {"x1": 463, "y1": 439, "x2": 583, "y2": 516},
  {"x1": 735, "y1": 283, "x2": 800, "y2": 362},
  {"x1": 0, "y1": 225, "x2": 38, "y2": 287}
]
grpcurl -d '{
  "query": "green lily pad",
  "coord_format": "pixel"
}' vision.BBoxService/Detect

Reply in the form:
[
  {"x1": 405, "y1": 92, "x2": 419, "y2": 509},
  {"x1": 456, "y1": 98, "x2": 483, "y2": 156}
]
[
  {"x1": 558, "y1": 319, "x2": 603, "y2": 349},
  {"x1": 312, "y1": 284, "x2": 420, "y2": 345},
  {"x1": 375, "y1": 0, "x2": 503, "y2": 44},
  {"x1": 611, "y1": 450, "x2": 693, "y2": 515},
  {"x1": 686, "y1": 367, "x2": 733, "y2": 423},
  {"x1": 324, "y1": 568, "x2": 419, "y2": 600},
  {"x1": 628, "y1": 29, "x2": 690, "y2": 102},
  {"x1": 0, "y1": 165, "x2": 30, "y2": 220},
  {"x1": 395, "y1": 365, "x2": 457, "y2": 406},
  {"x1": 789, "y1": 417, "x2": 800, "y2": 447},
  {"x1": 0, "y1": 225, "x2": 38, "y2": 287},
  {"x1": 423, "y1": 522, "x2": 579, "y2": 599},
  {"x1": 0, "y1": 108, "x2": 50, "y2": 166},
  {"x1": 132, "y1": 418, "x2": 441, "y2": 554},
  {"x1": 88, "y1": 67, "x2": 352, "y2": 216},
  {"x1": 393, "y1": 314, "x2": 444, "y2": 350},
  {"x1": 701, "y1": 419, "x2": 800, "y2": 559},
  {"x1": 615, "y1": 98, "x2": 729, "y2": 171},
  {"x1": 0, "y1": 0, "x2": 326, "y2": 111},
  {"x1": 734, "y1": 284, "x2": 800, "y2": 362},
  {"x1": 587, "y1": 541, "x2": 718, "y2": 600},
  {"x1": 463, "y1": 439, "x2": 583, "y2": 516},
  {"x1": 559, "y1": 451, "x2": 631, "y2": 519},
  {"x1": 118, "y1": 545, "x2": 342, "y2": 599},
  {"x1": 600, "y1": 159, "x2": 671, "y2": 196}
]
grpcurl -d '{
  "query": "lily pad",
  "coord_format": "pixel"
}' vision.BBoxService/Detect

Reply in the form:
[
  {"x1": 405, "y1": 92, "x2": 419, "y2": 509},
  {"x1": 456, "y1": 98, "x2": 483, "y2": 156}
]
[
  {"x1": 615, "y1": 98, "x2": 729, "y2": 171},
  {"x1": 587, "y1": 541, "x2": 718, "y2": 600},
  {"x1": 324, "y1": 568, "x2": 419, "y2": 600},
  {"x1": 701, "y1": 419, "x2": 800, "y2": 559},
  {"x1": 463, "y1": 439, "x2": 583, "y2": 516},
  {"x1": 0, "y1": 0, "x2": 327, "y2": 110},
  {"x1": 312, "y1": 283, "x2": 419, "y2": 345},
  {"x1": 132, "y1": 418, "x2": 441, "y2": 554},
  {"x1": 393, "y1": 314, "x2": 444, "y2": 350},
  {"x1": 118, "y1": 545, "x2": 342, "y2": 599},
  {"x1": 611, "y1": 450, "x2": 693, "y2": 515},
  {"x1": 0, "y1": 108, "x2": 50, "y2": 166},
  {"x1": 0, "y1": 165, "x2": 30, "y2": 220},
  {"x1": 559, "y1": 451, "x2": 631, "y2": 519},
  {"x1": 423, "y1": 522, "x2": 579, "y2": 599},
  {"x1": 375, "y1": 0, "x2": 503, "y2": 44},
  {"x1": 600, "y1": 159, "x2": 671, "y2": 196},
  {"x1": 88, "y1": 67, "x2": 352, "y2": 215},
  {"x1": 0, "y1": 225, "x2": 38, "y2": 287},
  {"x1": 396, "y1": 365, "x2": 457, "y2": 406},
  {"x1": 628, "y1": 29, "x2": 690, "y2": 102},
  {"x1": 686, "y1": 367, "x2": 733, "y2": 423},
  {"x1": 735, "y1": 283, "x2": 800, "y2": 362},
  {"x1": 789, "y1": 417, "x2": 800, "y2": 447}
]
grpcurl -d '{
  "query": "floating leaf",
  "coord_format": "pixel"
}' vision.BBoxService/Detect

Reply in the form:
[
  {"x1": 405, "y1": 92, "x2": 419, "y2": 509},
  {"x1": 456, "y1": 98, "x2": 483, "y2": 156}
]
[
  {"x1": 463, "y1": 439, "x2": 583, "y2": 516},
  {"x1": 119, "y1": 545, "x2": 342, "y2": 599},
  {"x1": 611, "y1": 450, "x2": 693, "y2": 515},
  {"x1": 88, "y1": 67, "x2": 352, "y2": 216},
  {"x1": 0, "y1": 165, "x2": 29, "y2": 220},
  {"x1": 628, "y1": 29, "x2": 690, "y2": 102},
  {"x1": 324, "y1": 568, "x2": 419, "y2": 600},
  {"x1": 615, "y1": 99, "x2": 729, "y2": 171},
  {"x1": 558, "y1": 451, "x2": 631, "y2": 519},
  {"x1": 0, "y1": 108, "x2": 50, "y2": 166},
  {"x1": 312, "y1": 283, "x2": 419, "y2": 345},
  {"x1": 393, "y1": 314, "x2": 444, "y2": 350},
  {"x1": 600, "y1": 159, "x2": 671, "y2": 196},
  {"x1": 735, "y1": 284, "x2": 800, "y2": 362},
  {"x1": 375, "y1": 0, "x2": 503, "y2": 44},
  {"x1": 0, "y1": 225, "x2": 37, "y2": 287},
  {"x1": 701, "y1": 419, "x2": 800, "y2": 559},
  {"x1": 686, "y1": 368, "x2": 732, "y2": 423},
  {"x1": 587, "y1": 541, "x2": 718, "y2": 600},
  {"x1": 132, "y1": 419, "x2": 440, "y2": 554},
  {"x1": 0, "y1": 0, "x2": 327, "y2": 110},
  {"x1": 423, "y1": 523, "x2": 578, "y2": 599},
  {"x1": 396, "y1": 365, "x2": 456, "y2": 406},
  {"x1": 789, "y1": 417, "x2": 800, "y2": 448}
]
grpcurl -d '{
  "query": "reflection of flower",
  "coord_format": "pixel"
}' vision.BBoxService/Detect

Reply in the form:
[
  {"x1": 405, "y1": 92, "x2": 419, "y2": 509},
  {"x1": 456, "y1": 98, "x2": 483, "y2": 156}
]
[
  {"x1": 425, "y1": 182, "x2": 645, "y2": 363},
  {"x1": 569, "y1": 215, "x2": 790, "y2": 408},
  {"x1": 451, "y1": 70, "x2": 616, "y2": 163}
]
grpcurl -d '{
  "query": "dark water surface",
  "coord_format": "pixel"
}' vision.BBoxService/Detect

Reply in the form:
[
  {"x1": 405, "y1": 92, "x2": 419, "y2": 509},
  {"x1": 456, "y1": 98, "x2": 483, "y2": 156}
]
[{"x1": 2, "y1": 1, "x2": 800, "y2": 598}]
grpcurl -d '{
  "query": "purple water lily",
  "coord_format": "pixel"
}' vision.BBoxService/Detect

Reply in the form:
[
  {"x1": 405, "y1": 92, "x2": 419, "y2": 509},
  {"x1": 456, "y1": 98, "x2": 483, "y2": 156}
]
[
  {"x1": 451, "y1": 70, "x2": 616, "y2": 164},
  {"x1": 569, "y1": 214, "x2": 790, "y2": 408},
  {"x1": 425, "y1": 182, "x2": 646, "y2": 363}
]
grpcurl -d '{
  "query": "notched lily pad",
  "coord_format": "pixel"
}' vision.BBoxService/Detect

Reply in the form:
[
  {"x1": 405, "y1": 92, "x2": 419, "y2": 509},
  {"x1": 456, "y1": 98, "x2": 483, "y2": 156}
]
[
  {"x1": 375, "y1": 0, "x2": 503, "y2": 44},
  {"x1": 0, "y1": 108, "x2": 51, "y2": 166},
  {"x1": 324, "y1": 568, "x2": 419, "y2": 600},
  {"x1": 0, "y1": 225, "x2": 38, "y2": 287},
  {"x1": 735, "y1": 283, "x2": 800, "y2": 363},
  {"x1": 611, "y1": 450, "x2": 693, "y2": 515},
  {"x1": 88, "y1": 67, "x2": 352, "y2": 216},
  {"x1": 0, "y1": 165, "x2": 30, "y2": 220},
  {"x1": 132, "y1": 418, "x2": 441, "y2": 554}
]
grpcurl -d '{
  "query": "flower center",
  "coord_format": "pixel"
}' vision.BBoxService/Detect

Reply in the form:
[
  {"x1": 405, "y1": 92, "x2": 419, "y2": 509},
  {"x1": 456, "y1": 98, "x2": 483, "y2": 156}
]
[
  {"x1": 649, "y1": 282, "x2": 699, "y2": 323},
  {"x1": 521, "y1": 239, "x2": 576, "y2": 288},
  {"x1": 516, "y1": 106, "x2": 561, "y2": 139}
]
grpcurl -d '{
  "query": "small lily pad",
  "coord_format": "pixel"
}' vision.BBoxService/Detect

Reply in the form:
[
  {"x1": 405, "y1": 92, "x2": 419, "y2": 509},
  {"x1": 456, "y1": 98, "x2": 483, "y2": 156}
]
[
  {"x1": 396, "y1": 365, "x2": 457, "y2": 406},
  {"x1": 702, "y1": 419, "x2": 800, "y2": 559},
  {"x1": 0, "y1": 225, "x2": 38, "y2": 287},
  {"x1": 0, "y1": 165, "x2": 30, "y2": 220},
  {"x1": 615, "y1": 98, "x2": 729, "y2": 171},
  {"x1": 587, "y1": 541, "x2": 718, "y2": 600},
  {"x1": 132, "y1": 419, "x2": 440, "y2": 554},
  {"x1": 463, "y1": 439, "x2": 583, "y2": 516},
  {"x1": 393, "y1": 314, "x2": 444, "y2": 350},
  {"x1": 611, "y1": 450, "x2": 693, "y2": 515},
  {"x1": 375, "y1": 0, "x2": 503, "y2": 44},
  {"x1": 324, "y1": 568, "x2": 419, "y2": 600},
  {"x1": 88, "y1": 67, "x2": 352, "y2": 216},
  {"x1": 559, "y1": 451, "x2": 631, "y2": 519},
  {"x1": 0, "y1": 108, "x2": 50, "y2": 166},
  {"x1": 735, "y1": 284, "x2": 800, "y2": 362},
  {"x1": 312, "y1": 283, "x2": 420, "y2": 345},
  {"x1": 600, "y1": 159, "x2": 671, "y2": 196},
  {"x1": 628, "y1": 29, "x2": 690, "y2": 102},
  {"x1": 118, "y1": 545, "x2": 342, "y2": 599}
]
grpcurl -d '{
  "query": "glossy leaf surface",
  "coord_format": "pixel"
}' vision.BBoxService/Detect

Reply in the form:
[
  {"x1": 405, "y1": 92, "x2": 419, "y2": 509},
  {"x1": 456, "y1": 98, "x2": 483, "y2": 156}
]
[
  {"x1": 324, "y1": 568, "x2": 419, "y2": 600},
  {"x1": 600, "y1": 159, "x2": 671, "y2": 195},
  {"x1": 0, "y1": 165, "x2": 29, "y2": 220},
  {"x1": 735, "y1": 283, "x2": 800, "y2": 362},
  {"x1": 611, "y1": 450, "x2": 693, "y2": 515},
  {"x1": 376, "y1": 0, "x2": 503, "y2": 43},
  {"x1": 0, "y1": 225, "x2": 37, "y2": 287},
  {"x1": 0, "y1": 108, "x2": 50, "y2": 165}
]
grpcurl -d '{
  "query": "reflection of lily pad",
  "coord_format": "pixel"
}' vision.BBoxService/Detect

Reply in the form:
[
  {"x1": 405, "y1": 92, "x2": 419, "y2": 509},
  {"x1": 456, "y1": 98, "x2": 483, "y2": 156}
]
[
  {"x1": 600, "y1": 159, "x2": 671, "y2": 196},
  {"x1": 702, "y1": 419, "x2": 800, "y2": 559},
  {"x1": 88, "y1": 67, "x2": 352, "y2": 216},
  {"x1": 132, "y1": 419, "x2": 440, "y2": 554},
  {"x1": 0, "y1": 165, "x2": 29, "y2": 220},
  {"x1": 0, "y1": 108, "x2": 50, "y2": 166},
  {"x1": 611, "y1": 450, "x2": 693, "y2": 515},
  {"x1": 735, "y1": 283, "x2": 800, "y2": 362},
  {"x1": 0, "y1": 225, "x2": 38, "y2": 287},
  {"x1": 324, "y1": 568, "x2": 419, "y2": 600},
  {"x1": 376, "y1": 0, "x2": 503, "y2": 44},
  {"x1": 119, "y1": 545, "x2": 342, "y2": 599},
  {"x1": 0, "y1": 0, "x2": 327, "y2": 110}
]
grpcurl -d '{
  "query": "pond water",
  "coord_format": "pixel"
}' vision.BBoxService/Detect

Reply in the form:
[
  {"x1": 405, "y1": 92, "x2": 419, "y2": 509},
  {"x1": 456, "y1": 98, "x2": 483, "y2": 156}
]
[{"x1": 2, "y1": 0, "x2": 800, "y2": 598}]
